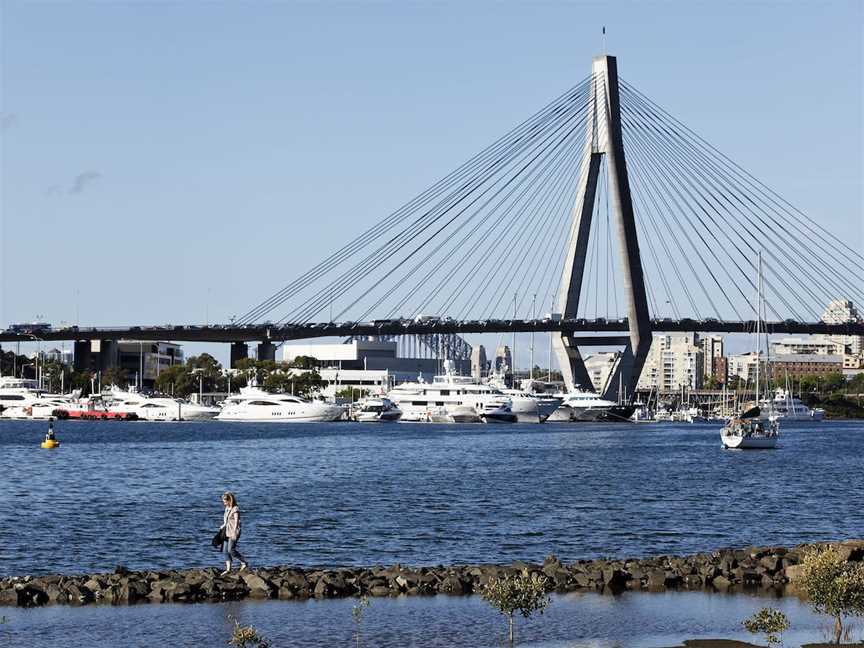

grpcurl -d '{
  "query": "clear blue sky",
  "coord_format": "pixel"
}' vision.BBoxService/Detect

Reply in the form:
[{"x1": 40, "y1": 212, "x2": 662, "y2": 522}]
[{"x1": 2, "y1": 1, "x2": 862, "y2": 364}]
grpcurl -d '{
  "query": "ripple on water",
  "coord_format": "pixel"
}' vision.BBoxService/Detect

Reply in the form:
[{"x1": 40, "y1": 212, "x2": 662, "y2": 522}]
[{"x1": 0, "y1": 420, "x2": 862, "y2": 575}]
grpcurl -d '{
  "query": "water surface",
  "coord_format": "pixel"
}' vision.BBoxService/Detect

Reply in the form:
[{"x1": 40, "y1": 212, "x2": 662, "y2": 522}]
[{"x1": 1, "y1": 420, "x2": 861, "y2": 576}]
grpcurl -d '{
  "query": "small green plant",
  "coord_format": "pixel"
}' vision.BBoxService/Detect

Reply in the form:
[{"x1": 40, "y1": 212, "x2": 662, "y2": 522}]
[
  {"x1": 800, "y1": 545, "x2": 864, "y2": 644},
  {"x1": 481, "y1": 572, "x2": 551, "y2": 645},
  {"x1": 351, "y1": 595, "x2": 370, "y2": 648},
  {"x1": 743, "y1": 607, "x2": 790, "y2": 647},
  {"x1": 227, "y1": 616, "x2": 272, "y2": 648}
]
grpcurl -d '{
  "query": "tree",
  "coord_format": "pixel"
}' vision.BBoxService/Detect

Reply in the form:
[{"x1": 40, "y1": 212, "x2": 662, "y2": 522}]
[
  {"x1": 848, "y1": 372, "x2": 864, "y2": 395},
  {"x1": 800, "y1": 545, "x2": 864, "y2": 644},
  {"x1": 822, "y1": 372, "x2": 848, "y2": 396},
  {"x1": 743, "y1": 607, "x2": 789, "y2": 647},
  {"x1": 335, "y1": 387, "x2": 368, "y2": 401},
  {"x1": 101, "y1": 367, "x2": 129, "y2": 390},
  {"x1": 289, "y1": 355, "x2": 319, "y2": 370},
  {"x1": 481, "y1": 572, "x2": 551, "y2": 645},
  {"x1": 154, "y1": 364, "x2": 195, "y2": 398}
]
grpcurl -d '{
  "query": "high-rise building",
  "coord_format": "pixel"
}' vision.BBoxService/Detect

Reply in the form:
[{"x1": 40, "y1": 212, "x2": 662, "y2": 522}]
[
  {"x1": 470, "y1": 345, "x2": 487, "y2": 380},
  {"x1": 699, "y1": 335, "x2": 724, "y2": 381},
  {"x1": 637, "y1": 332, "x2": 705, "y2": 391},
  {"x1": 493, "y1": 345, "x2": 512, "y2": 374},
  {"x1": 584, "y1": 351, "x2": 620, "y2": 393},
  {"x1": 819, "y1": 299, "x2": 863, "y2": 357}
]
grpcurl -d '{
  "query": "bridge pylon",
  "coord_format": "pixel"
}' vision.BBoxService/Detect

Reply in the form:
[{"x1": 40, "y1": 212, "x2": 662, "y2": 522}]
[{"x1": 553, "y1": 55, "x2": 652, "y2": 402}]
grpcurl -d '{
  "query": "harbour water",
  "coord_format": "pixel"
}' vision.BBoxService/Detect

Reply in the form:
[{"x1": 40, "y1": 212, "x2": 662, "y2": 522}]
[
  {"x1": 2, "y1": 420, "x2": 862, "y2": 576},
  {"x1": 2, "y1": 589, "x2": 850, "y2": 647}
]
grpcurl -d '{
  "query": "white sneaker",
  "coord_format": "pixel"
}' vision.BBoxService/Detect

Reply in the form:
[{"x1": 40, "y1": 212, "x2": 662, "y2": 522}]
[
  {"x1": 239, "y1": 562, "x2": 248, "y2": 572},
  {"x1": 220, "y1": 569, "x2": 231, "y2": 576}
]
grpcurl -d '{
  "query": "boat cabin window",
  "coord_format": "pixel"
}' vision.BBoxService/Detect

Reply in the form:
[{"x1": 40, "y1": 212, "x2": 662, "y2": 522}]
[
  {"x1": 0, "y1": 395, "x2": 25, "y2": 401},
  {"x1": 248, "y1": 400, "x2": 279, "y2": 406}
]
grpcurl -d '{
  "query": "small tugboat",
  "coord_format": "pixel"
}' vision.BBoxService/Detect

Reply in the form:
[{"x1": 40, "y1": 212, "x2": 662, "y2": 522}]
[{"x1": 351, "y1": 397, "x2": 403, "y2": 422}]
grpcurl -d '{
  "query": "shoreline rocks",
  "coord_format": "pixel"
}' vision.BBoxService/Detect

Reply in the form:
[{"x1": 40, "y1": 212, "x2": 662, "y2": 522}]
[{"x1": 2, "y1": 539, "x2": 862, "y2": 609}]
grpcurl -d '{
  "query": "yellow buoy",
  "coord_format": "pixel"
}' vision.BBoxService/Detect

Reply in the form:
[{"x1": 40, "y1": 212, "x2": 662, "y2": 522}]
[{"x1": 41, "y1": 418, "x2": 60, "y2": 449}]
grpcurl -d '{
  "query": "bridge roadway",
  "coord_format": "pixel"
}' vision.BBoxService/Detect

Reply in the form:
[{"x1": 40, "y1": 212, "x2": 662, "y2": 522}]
[{"x1": 2, "y1": 318, "x2": 862, "y2": 344}]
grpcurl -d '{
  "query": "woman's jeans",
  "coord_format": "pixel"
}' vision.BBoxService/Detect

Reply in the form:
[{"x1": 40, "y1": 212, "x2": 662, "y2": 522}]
[{"x1": 224, "y1": 538, "x2": 245, "y2": 564}]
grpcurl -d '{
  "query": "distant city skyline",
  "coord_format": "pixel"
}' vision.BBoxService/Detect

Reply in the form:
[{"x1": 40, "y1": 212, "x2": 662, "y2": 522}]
[{"x1": 2, "y1": 1, "x2": 862, "y2": 367}]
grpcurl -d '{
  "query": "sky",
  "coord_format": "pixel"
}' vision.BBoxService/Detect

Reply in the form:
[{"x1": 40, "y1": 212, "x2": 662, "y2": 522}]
[{"x1": 1, "y1": 1, "x2": 862, "y2": 366}]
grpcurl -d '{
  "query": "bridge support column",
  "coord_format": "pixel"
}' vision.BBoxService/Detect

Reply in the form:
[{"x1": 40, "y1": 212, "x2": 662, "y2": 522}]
[
  {"x1": 73, "y1": 340, "x2": 92, "y2": 372},
  {"x1": 257, "y1": 341, "x2": 276, "y2": 362},
  {"x1": 230, "y1": 342, "x2": 249, "y2": 368},
  {"x1": 554, "y1": 54, "x2": 652, "y2": 401}
]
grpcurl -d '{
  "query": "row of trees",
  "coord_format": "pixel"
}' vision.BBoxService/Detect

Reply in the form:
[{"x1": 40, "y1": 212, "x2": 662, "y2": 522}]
[{"x1": 154, "y1": 354, "x2": 325, "y2": 399}]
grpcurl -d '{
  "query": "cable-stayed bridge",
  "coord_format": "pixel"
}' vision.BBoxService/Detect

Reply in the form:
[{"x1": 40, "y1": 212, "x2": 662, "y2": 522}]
[{"x1": 4, "y1": 54, "x2": 863, "y2": 400}]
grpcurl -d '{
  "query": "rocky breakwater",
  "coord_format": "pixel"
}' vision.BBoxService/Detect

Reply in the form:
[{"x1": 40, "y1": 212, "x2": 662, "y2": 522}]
[{"x1": 2, "y1": 540, "x2": 862, "y2": 608}]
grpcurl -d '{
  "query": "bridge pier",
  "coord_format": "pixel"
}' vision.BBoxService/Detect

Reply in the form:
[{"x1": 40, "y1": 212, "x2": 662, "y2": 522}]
[
  {"x1": 553, "y1": 54, "x2": 651, "y2": 401},
  {"x1": 230, "y1": 342, "x2": 249, "y2": 368},
  {"x1": 257, "y1": 341, "x2": 276, "y2": 362}
]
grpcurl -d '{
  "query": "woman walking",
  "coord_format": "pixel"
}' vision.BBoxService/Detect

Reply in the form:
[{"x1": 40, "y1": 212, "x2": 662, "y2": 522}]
[{"x1": 220, "y1": 491, "x2": 248, "y2": 575}]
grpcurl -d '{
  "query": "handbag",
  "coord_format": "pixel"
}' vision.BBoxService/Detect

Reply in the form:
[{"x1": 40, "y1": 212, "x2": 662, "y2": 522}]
[{"x1": 211, "y1": 527, "x2": 226, "y2": 550}]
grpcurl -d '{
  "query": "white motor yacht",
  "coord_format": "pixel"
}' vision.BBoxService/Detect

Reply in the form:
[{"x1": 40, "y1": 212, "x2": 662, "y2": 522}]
[
  {"x1": 351, "y1": 397, "x2": 403, "y2": 422},
  {"x1": 104, "y1": 386, "x2": 220, "y2": 421},
  {"x1": 0, "y1": 377, "x2": 77, "y2": 419},
  {"x1": 485, "y1": 374, "x2": 561, "y2": 423},
  {"x1": 387, "y1": 361, "x2": 513, "y2": 423},
  {"x1": 216, "y1": 386, "x2": 345, "y2": 422},
  {"x1": 547, "y1": 389, "x2": 617, "y2": 422},
  {"x1": 764, "y1": 388, "x2": 824, "y2": 421}
]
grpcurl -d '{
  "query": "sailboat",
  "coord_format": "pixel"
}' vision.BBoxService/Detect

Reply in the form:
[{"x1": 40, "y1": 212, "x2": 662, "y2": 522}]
[{"x1": 721, "y1": 252, "x2": 779, "y2": 450}]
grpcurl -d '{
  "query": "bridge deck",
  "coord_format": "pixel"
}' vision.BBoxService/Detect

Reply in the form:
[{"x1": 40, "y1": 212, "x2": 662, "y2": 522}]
[{"x1": 2, "y1": 318, "x2": 862, "y2": 344}]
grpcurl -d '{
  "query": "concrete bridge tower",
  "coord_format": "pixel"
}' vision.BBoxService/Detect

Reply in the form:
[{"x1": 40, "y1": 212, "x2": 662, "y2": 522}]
[{"x1": 553, "y1": 55, "x2": 652, "y2": 402}]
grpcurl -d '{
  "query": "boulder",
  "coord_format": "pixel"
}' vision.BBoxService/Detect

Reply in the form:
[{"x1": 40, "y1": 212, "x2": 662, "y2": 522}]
[
  {"x1": 712, "y1": 575, "x2": 732, "y2": 590},
  {"x1": 0, "y1": 589, "x2": 19, "y2": 606},
  {"x1": 241, "y1": 573, "x2": 274, "y2": 598}
]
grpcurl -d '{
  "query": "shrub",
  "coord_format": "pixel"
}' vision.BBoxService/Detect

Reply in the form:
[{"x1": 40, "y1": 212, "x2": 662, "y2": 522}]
[
  {"x1": 227, "y1": 617, "x2": 272, "y2": 648},
  {"x1": 800, "y1": 545, "x2": 864, "y2": 644},
  {"x1": 481, "y1": 572, "x2": 551, "y2": 645},
  {"x1": 743, "y1": 607, "x2": 790, "y2": 647}
]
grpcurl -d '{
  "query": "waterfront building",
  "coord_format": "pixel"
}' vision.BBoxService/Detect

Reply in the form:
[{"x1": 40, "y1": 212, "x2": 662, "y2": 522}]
[
  {"x1": 43, "y1": 347, "x2": 73, "y2": 366},
  {"x1": 767, "y1": 354, "x2": 844, "y2": 381},
  {"x1": 819, "y1": 298, "x2": 864, "y2": 358},
  {"x1": 727, "y1": 351, "x2": 760, "y2": 385},
  {"x1": 282, "y1": 339, "x2": 442, "y2": 381},
  {"x1": 470, "y1": 345, "x2": 487, "y2": 380},
  {"x1": 493, "y1": 345, "x2": 512, "y2": 373},
  {"x1": 698, "y1": 335, "x2": 724, "y2": 382},
  {"x1": 584, "y1": 351, "x2": 620, "y2": 393},
  {"x1": 770, "y1": 336, "x2": 845, "y2": 356},
  {"x1": 72, "y1": 339, "x2": 183, "y2": 389},
  {"x1": 637, "y1": 333, "x2": 705, "y2": 391}
]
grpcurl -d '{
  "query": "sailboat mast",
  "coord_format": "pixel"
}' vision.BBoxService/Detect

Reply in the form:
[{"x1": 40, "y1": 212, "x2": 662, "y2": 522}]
[{"x1": 755, "y1": 251, "x2": 761, "y2": 403}]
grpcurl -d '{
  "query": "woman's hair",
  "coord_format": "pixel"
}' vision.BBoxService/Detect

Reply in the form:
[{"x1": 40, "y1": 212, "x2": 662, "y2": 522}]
[{"x1": 222, "y1": 491, "x2": 237, "y2": 507}]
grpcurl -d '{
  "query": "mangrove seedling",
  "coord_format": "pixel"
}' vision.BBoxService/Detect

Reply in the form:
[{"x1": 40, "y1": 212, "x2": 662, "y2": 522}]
[
  {"x1": 227, "y1": 616, "x2": 272, "y2": 648},
  {"x1": 800, "y1": 545, "x2": 864, "y2": 644},
  {"x1": 743, "y1": 607, "x2": 790, "y2": 647},
  {"x1": 351, "y1": 595, "x2": 371, "y2": 648},
  {"x1": 481, "y1": 572, "x2": 551, "y2": 645}
]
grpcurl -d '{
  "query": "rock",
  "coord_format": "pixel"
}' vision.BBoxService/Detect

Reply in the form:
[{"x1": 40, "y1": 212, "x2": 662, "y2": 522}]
[
  {"x1": 602, "y1": 568, "x2": 628, "y2": 591},
  {"x1": 784, "y1": 564, "x2": 805, "y2": 583},
  {"x1": 0, "y1": 589, "x2": 19, "y2": 606},
  {"x1": 760, "y1": 556, "x2": 780, "y2": 573},
  {"x1": 647, "y1": 570, "x2": 667, "y2": 590},
  {"x1": 440, "y1": 575, "x2": 465, "y2": 595},
  {"x1": 368, "y1": 585, "x2": 391, "y2": 597},
  {"x1": 712, "y1": 575, "x2": 732, "y2": 590},
  {"x1": 241, "y1": 573, "x2": 274, "y2": 598}
]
